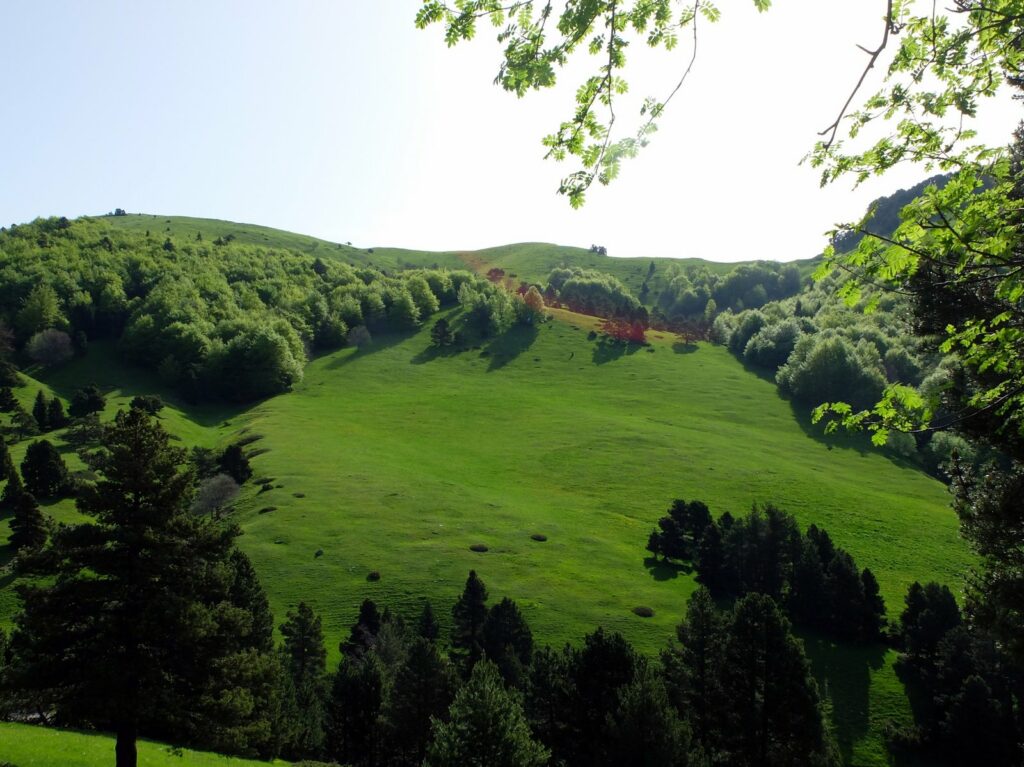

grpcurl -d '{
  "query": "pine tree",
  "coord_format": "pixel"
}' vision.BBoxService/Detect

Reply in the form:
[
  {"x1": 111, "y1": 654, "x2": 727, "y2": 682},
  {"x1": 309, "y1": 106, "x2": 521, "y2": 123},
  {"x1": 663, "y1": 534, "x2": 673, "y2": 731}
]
[
  {"x1": 46, "y1": 397, "x2": 66, "y2": 430},
  {"x1": 382, "y1": 636, "x2": 456, "y2": 766},
  {"x1": 0, "y1": 455, "x2": 24, "y2": 510},
  {"x1": 8, "y1": 492, "x2": 47, "y2": 552},
  {"x1": 341, "y1": 598, "x2": 382, "y2": 660},
  {"x1": 218, "y1": 443, "x2": 252, "y2": 484},
  {"x1": 430, "y1": 317, "x2": 454, "y2": 347},
  {"x1": 860, "y1": 568, "x2": 886, "y2": 642},
  {"x1": 68, "y1": 384, "x2": 105, "y2": 418},
  {"x1": 695, "y1": 521, "x2": 725, "y2": 596},
  {"x1": 279, "y1": 601, "x2": 328, "y2": 758},
  {"x1": 720, "y1": 594, "x2": 839, "y2": 766},
  {"x1": 451, "y1": 570, "x2": 489, "y2": 671},
  {"x1": 482, "y1": 597, "x2": 533, "y2": 687},
  {"x1": 0, "y1": 386, "x2": 17, "y2": 412},
  {"x1": 7, "y1": 408, "x2": 277, "y2": 767},
  {"x1": 228, "y1": 550, "x2": 275, "y2": 652},
  {"x1": 20, "y1": 439, "x2": 69, "y2": 498},
  {"x1": 606, "y1": 664, "x2": 691, "y2": 767},
  {"x1": 32, "y1": 390, "x2": 48, "y2": 431},
  {"x1": 325, "y1": 655, "x2": 384, "y2": 767},
  {"x1": 424, "y1": 660, "x2": 549, "y2": 767},
  {"x1": 418, "y1": 599, "x2": 439, "y2": 642}
]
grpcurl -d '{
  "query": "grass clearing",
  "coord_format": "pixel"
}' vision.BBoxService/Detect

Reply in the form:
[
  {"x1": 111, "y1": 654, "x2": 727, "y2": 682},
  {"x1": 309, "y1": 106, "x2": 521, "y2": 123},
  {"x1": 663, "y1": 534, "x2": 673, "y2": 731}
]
[{"x1": 1, "y1": 312, "x2": 968, "y2": 766}]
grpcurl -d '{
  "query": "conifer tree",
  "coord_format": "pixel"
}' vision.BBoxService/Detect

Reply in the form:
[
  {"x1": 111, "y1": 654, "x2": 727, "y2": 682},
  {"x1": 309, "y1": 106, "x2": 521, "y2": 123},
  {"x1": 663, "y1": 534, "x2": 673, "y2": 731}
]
[
  {"x1": 32, "y1": 390, "x2": 48, "y2": 431},
  {"x1": 325, "y1": 654, "x2": 384, "y2": 767},
  {"x1": 279, "y1": 601, "x2": 328, "y2": 758},
  {"x1": 382, "y1": 636, "x2": 456, "y2": 766},
  {"x1": 7, "y1": 408, "x2": 276, "y2": 767},
  {"x1": 860, "y1": 568, "x2": 886, "y2": 642},
  {"x1": 8, "y1": 491, "x2": 47, "y2": 552},
  {"x1": 606, "y1": 664, "x2": 691, "y2": 767},
  {"x1": 218, "y1": 443, "x2": 252, "y2": 484},
  {"x1": 482, "y1": 597, "x2": 533, "y2": 687},
  {"x1": 418, "y1": 599, "x2": 439, "y2": 642},
  {"x1": 424, "y1": 660, "x2": 549, "y2": 767},
  {"x1": 451, "y1": 570, "x2": 488, "y2": 671},
  {"x1": 228, "y1": 550, "x2": 275, "y2": 652},
  {"x1": 20, "y1": 439, "x2": 69, "y2": 498},
  {"x1": 0, "y1": 453, "x2": 24, "y2": 510},
  {"x1": 0, "y1": 386, "x2": 17, "y2": 412},
  {"x1": 341, "y1": 598, "x2": 382, "y2": 660},
  {"x1": 46, "y1": 397, "x2": 67, "y2": 430}
]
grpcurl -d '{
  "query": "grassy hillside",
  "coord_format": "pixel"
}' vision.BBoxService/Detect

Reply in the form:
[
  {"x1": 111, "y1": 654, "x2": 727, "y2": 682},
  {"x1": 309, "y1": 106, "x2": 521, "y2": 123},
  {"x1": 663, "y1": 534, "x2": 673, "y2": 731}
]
[
  {"x1": 0, "y1": 722, "x2": 286, "y2": 767},
  {"x1": 97, "y1": 215, "x2": 818, "y2": 298},
  {"x1": 1, "y1": 307, "x2": 969, "y2": 766}
]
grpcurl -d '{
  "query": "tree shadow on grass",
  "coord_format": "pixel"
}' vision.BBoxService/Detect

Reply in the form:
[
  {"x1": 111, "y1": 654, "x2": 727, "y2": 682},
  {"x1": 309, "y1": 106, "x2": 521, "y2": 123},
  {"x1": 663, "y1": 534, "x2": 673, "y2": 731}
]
[
  {"x1": 643, "y1": 556, "x2": 692, "y2": 581},
  {"x1": 486, "y1": 324, "x2": 539, "y2": 372},
  {"x1": 323, "y1": 328, "x2": 418, "y2": 371},
  {"x1": 592, "y1": 337, "x2": 642, "y2": 365},
  {"x1": 802, "y1": 633, "x2": 888, "y2": 765},
  {"x1": 672, "y1": 342, "x2": 699, "y2": 355},
  {"x1": 410, "y1": 343, "x2": 467, "y2": 365}
]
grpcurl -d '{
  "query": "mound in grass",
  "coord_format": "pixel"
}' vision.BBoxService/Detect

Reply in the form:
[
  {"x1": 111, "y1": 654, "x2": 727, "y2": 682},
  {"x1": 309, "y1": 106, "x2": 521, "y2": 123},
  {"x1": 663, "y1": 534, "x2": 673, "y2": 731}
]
[
  {"x1": 530, "y1": 533, "x2": 548, "y2": 542},
  {"x1": 469, "y1": 544, "x2": 489, "y2": 553}
]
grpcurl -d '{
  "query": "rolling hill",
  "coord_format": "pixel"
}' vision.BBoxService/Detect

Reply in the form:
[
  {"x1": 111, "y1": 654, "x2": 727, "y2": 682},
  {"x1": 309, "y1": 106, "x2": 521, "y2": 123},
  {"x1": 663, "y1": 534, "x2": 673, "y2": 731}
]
[{"x1": 0, "y1": 214, "x2": 971, "y2": 766}]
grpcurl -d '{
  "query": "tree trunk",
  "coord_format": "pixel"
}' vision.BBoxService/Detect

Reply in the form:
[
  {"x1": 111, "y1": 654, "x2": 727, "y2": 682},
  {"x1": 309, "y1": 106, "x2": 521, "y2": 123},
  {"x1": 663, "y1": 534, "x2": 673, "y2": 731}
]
[{"x1": 115, "y1": 722, "x2": 137, "y2": 767}]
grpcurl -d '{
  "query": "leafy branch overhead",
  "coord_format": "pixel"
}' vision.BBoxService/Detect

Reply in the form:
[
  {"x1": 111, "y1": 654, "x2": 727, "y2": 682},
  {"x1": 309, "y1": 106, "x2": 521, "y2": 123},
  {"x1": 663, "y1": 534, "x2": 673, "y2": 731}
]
[{"x1": 416, "y1": 0, "x2": 772, "y2": 207}]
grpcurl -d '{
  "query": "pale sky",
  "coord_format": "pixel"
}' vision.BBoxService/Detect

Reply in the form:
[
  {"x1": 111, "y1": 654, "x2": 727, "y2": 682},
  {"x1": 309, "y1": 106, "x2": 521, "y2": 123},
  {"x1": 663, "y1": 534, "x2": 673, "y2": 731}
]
[{"x1": 1, "y1": 1, "x2": 1018, "y2": 262}]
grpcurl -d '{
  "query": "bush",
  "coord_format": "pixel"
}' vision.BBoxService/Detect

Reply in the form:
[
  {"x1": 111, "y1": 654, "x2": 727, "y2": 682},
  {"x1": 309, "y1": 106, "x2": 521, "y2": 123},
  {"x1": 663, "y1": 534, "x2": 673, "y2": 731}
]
[
  {"x1": 632, "y1": 606, "x2": 655, "y2": 618},
  {"x1": 367, "y1": 570, "x2": 381, "y2": 581},
  {"x1": 743, "y1": 318, "x2": 803, "y2": 370},
  {"x1": 26, "y1": 329, "x2": 73, "y2": 366},
  {"x1": 469, "y1": 543, "x2": 489, "y2": 552},
  {"x1": 776, "y1": 333, "x2": 886, "y2": 410}
]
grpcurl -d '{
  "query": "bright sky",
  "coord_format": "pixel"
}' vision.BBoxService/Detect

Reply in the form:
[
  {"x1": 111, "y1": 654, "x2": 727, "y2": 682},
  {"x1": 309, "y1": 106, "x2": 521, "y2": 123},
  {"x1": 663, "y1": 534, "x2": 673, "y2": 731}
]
[{"x1": 1, "y1": 1, "x2": 1018, "y2": 262}]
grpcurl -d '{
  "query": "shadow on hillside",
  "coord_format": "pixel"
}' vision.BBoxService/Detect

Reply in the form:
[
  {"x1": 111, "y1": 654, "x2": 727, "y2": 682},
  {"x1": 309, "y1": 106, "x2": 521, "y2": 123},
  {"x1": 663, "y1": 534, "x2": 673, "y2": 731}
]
[
  {"x1": 802, "y1": 633, "x2": 888, "y2": 765},
  {"x1": 788, "y1": 400, "x2": 874, "y2": 457},
  {"x1": 410, "y1": 340, "x2": 468, "y2": 365},
  {"x1": 592, "y1": 337, "x2": 642, "y2": 365},
  {"x1": 672, "y1": 342, "x2": 698, "y2": 355},
  {"x1": 324, "y1": 329, "x2": 417, "y2": 371},
  {"x1": 486, "y1": 325, "x2": 539, "y2": 372},
  {"x1": 643, "y1": 556, "x2": 692, "y2": 581},
  {"x1": 31, "y1": 343, "x2": 254, "y2": 428}
]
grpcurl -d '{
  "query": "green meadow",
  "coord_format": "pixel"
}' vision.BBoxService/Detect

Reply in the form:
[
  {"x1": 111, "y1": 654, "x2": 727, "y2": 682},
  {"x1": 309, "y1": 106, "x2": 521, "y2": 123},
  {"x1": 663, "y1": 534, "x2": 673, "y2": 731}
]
[
  {"x1": 1, "y1": 301, "x2": 969, "y2": 766},
  {"x1": 0, "y1": 722, "x2": 285, "y2": 767}
]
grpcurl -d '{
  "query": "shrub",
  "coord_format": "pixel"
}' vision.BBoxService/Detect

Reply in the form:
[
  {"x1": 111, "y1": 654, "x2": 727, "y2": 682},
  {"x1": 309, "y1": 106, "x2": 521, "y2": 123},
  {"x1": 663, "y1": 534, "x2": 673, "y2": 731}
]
[
  {"x1": 367, "y1": 570, "x2": 381, "y2": 581},
  {"x1": 26, "y1": 329, "x2": 73, "y2": 366},
  {"x1": 469, "y1": 544, "x2": 489, "y2": 552},
  {"x1": 632, "y1": 606, "x2": 655, "y2": 617},
  {"x1": 530, "y1": 533, "x2": 548, "y2": 542}
]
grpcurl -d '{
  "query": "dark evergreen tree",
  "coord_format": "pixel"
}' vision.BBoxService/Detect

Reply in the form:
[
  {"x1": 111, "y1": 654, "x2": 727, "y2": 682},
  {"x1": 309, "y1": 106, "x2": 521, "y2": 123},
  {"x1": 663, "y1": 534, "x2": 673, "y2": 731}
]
[
  {"x1": 569, "y1": 627, "x2": 639, "y2": 765},
  {"x1": 32, "y1": 390, "x2": 49, "y2": 431},
  {"x1": 451, "y1": 570, "x2": 488, "y2": 671},
  {"x1": 279, "y1": 601, "x2": 328, "y2": 758},
  {"x1": 788, "y1": 537, "x2": 828, "y2": 630},
  {"x1": 694, "y1": 521, "x2": 725, "y2": 596},
  {"x1": 129, "y1": 395, "x2": 164, "y2": 415},
  {"x1": 525, "y1": 645, "x2": 574, "y2": 764},
  {"x1": 482, "y1": 597, "x2": 533, "y2": 687},
  {"x1": 424, "y1": 660, "x2": 548, "y2": 767},
  {"x1": 7, "y1": 408, "x2": 277, "y2": 767},
  {"x1": 0, "y1": 386, "x2": 17, "y2": 412},
  {"x1": 228, "y1": 550, "x2": 275, "y2": 652},
  {"x1": 218, "y1": 443, "x2": 252, "y2": 485},
  {"x1": 382, "y1": 636, "x2": 456, "y2": 766},
  {"x1": 860, "y1": 568, "x2": 886, "y2": 642},
  {"x1": 719, "y1": 594, "x2": 839, "y2": 766},
  {"x1": 663, "y1": 588, "x2": 726, "y2": 753},
  {"x1": 8, "y1": 492, "x2": 47, "y2": 552},
  {"x1": 417, "y1": 599, "x2": 439, "y2": 642},
  {"x1": 606, "y1": 664, "x2": 691, "y2": 767},
  {"x1": 342, "y1": 598, "x2": 382, "y2": 660},
  {"x1": 430, "y1": 317, "x2": 454, "y2": 347},
  {"x1": 20, "y1": 439, "x2": 69, "y2": 498},
  {"x1": 824, "y1": 550, "x2": 866, "y2": 641},
  {"x1": 0, "y1": 455, "x2": 24, "y2": 510},
  {"x1": 940, "y1": 675, "x2": 1018, "y2": 765},
  {"x1": 899, "y1": 582, "x2": 962, "y2": 664},
  {"x1": 46, "y1": 396, "x2": 67, "y2": 430},
  {"x1": 326, "y1": 655, "x2": 384, "y2": 767},
  {"x1": 68, "y1": 384, "x2": 105, "y2": 418}
]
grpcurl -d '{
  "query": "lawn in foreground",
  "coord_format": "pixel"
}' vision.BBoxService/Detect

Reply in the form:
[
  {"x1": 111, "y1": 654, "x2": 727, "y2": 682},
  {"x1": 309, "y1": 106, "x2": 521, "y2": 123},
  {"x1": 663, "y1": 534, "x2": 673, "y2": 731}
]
[{"x1": 0, "y1": 722, "x2": 286, "y2": 767}]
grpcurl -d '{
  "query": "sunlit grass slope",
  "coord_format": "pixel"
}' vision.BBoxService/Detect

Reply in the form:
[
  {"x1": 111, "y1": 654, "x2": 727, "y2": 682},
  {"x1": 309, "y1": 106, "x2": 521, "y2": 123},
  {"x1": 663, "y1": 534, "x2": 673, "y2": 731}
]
[
  {"x1": 97, "y1": 215, "x2": 819, "y2": 297},
  {"x1": 0, "y1": 722, "x2": 287, "y2": 767},
  {"x1": 0, "y1": 314, "x2": 967, "y2": 766}
]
